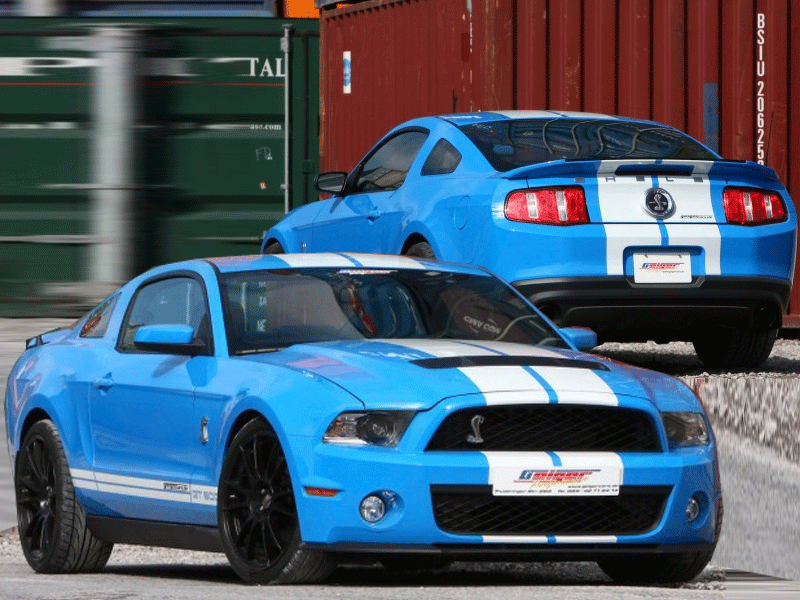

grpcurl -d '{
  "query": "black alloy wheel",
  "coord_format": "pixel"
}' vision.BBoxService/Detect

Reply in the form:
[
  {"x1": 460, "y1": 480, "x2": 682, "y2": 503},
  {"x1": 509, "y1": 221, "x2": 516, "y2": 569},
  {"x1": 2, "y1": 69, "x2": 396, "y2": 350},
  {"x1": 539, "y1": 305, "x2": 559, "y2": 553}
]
[
  {"x1": 218, "y1": 418, "x2": 332, "y2": 584},
  {"x1": 15, "y1": 420, "x2": 113, "y2": 573}
]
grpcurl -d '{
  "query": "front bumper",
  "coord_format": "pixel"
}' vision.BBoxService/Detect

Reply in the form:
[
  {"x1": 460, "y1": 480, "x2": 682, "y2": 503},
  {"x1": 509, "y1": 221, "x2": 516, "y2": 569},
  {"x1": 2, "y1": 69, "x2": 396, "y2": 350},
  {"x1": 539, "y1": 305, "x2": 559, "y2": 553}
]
[
  {"x1": 290, "y1": 440, "x2": 720, "y2": 554},
  {"x1": 513, "y1": 275, "x2": 791, "y2": 342}
]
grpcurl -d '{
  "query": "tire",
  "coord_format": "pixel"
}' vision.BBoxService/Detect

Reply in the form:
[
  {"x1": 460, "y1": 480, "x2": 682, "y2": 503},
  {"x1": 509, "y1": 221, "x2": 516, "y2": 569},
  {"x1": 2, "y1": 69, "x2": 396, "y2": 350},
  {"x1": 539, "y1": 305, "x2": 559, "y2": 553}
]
[
  {"x1": 263, "y1": 242, "x2": 285, "y2": 255},
  {"x1": 217, "y1": 418, "x2": 333, "y2": 584},
  {"x1": 405, "y1": 241, "x2": 436, "y2": 259},
  {"x1": 597, "y1": 547, "x2": 715, "y2": 585},
  {"x1": 15, "y1": 420, "x2": 113, "y2": 574},
  {"x1": 692, "y1": 325, "x2": 777, "y2": 369}
]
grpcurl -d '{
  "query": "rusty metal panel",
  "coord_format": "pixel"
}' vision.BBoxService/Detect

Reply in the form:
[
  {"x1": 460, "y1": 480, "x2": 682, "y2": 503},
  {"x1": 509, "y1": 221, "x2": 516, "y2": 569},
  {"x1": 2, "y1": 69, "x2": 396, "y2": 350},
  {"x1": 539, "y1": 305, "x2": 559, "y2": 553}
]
[
  {"x1": 686, "y1": 0, "x2": 720, "y2": 151},
  {"x1": 790, "y1": 1, "x2": 800, "y2": 322},
  {"x1": 548, "y1": 0, "x2": 583, "y2": 111},
  {"x1": 515, "y1": 0, "x2": 548, "y2": 109},
  {"x1": 319, "y1": 0, "x2": 513, "y2": 173},
  {"x1": 583, "y1": 0, "x2": 618, "y2": 115},
  {"x1": 616, "y1": 0, "x2": 652, "y2": 119},
  {"x1": 720, "y1": 1, "x2": 756, "y2": 160},
  {"x1": 651, "y1": 0, "x2": 686, "y2": 128}
]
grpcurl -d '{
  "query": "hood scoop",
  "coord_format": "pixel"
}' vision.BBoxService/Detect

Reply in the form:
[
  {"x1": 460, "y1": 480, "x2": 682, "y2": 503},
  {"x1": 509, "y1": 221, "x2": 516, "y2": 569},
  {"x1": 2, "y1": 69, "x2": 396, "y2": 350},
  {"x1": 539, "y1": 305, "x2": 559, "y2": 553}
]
[{"x1": 412, "y1": 355, "x2": 609, "y2": 371}]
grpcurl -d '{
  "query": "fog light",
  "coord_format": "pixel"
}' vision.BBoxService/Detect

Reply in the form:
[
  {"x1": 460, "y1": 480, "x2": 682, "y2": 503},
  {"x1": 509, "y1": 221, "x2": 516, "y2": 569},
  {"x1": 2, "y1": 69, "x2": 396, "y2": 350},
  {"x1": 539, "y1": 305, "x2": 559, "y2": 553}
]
[
  {"x1": 686, "y1": 496, "x2": 701, "y2": 522},
  {"x1": 360, "y1": 494, "x2": 386, "y2": 523}
]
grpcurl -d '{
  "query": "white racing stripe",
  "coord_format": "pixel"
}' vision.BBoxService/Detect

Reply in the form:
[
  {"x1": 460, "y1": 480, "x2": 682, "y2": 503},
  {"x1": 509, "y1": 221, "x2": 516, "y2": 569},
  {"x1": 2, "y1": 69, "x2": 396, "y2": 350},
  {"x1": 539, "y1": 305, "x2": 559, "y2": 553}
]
[
  {"x1": 71, "y1": 468, "x2": 218, "y2": 506},
  {"x1": 274, "y1": 254, "x2": 355, "y2": 268},
  {"x1": 664, "y1": 223, "x2": 722, "y2": 275},
  {"x1": 391, "y1": 339, "x2": 619, "y2": 402},
  {"x1": 596, "y1": 160, "x2": 722, "y2": 277},
  {"x1": 275, "y1": 253, "x2": 430, "y2": 270},
  {"x1": 604, "y1": 223, "x2": 663, "y2": 276},
  {"x1": 481, "y1": 535, "x2": 617, "y2": 544}
]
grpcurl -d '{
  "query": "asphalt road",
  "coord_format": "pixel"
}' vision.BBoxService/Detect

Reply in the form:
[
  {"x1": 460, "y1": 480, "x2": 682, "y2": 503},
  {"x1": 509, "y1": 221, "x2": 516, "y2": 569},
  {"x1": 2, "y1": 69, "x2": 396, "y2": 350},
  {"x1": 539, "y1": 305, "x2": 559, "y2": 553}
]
[{"x1": 2, "y1": 318, "x2": 799, "y2": 596}]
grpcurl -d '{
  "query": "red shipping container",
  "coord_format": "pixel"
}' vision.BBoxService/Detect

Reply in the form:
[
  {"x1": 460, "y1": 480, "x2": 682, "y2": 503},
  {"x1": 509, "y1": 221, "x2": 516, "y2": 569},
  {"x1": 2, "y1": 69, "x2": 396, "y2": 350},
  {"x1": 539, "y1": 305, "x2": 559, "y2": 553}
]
[{"x1": 318, "y1": 0, "x2": 800, "y2": 324}]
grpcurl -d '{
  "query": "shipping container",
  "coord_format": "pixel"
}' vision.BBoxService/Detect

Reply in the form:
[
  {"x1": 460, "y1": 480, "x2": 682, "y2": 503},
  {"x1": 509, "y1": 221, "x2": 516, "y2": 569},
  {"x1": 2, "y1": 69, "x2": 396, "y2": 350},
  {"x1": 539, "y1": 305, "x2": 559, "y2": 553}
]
[
  {"x1": 0, "y1": 17, "x2": 319, "y2": 316},
  {"x1": 318, "y1": 0, "x2": 800, "y2": 326}
]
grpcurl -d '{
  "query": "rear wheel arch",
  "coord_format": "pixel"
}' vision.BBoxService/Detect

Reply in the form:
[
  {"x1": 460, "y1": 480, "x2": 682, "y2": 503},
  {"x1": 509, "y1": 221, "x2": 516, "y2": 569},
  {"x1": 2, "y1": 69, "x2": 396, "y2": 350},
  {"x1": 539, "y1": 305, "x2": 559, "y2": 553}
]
[
  {"x1": 262, "y1": 239, "x2": 285, "y2": 254},
  {"x1": 402, "y1": 235, "x2": 438, "y2": 259}
]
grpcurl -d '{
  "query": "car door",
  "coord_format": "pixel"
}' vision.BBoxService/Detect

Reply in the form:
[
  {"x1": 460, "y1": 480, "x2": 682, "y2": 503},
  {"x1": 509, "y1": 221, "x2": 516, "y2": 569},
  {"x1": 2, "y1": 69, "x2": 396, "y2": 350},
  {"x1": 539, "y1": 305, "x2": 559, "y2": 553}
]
[
  {"x1": 310, "y1": 129, "x2": 428, "y2": 252},
  {"x1": 87, "y1": 273, "x2": 214, "y2": 524}
]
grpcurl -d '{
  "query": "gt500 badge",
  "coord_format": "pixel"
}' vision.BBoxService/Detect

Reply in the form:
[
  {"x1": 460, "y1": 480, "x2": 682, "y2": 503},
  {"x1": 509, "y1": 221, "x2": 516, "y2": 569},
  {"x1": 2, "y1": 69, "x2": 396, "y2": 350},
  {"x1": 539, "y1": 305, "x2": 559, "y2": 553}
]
[{"x1": 491, "y1": 466, "x2": 621, "y2": 496}]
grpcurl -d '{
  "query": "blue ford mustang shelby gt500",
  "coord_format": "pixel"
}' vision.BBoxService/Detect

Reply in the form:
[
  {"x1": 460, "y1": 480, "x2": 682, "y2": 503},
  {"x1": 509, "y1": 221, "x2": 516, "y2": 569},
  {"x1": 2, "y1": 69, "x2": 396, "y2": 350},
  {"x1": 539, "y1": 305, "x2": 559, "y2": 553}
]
[
  {"x1": 6, "y1": 254, "x2": 721, "y2": 584},
  {"x1": 262, "y1": 111, "x2": 797, "y2": 369}
]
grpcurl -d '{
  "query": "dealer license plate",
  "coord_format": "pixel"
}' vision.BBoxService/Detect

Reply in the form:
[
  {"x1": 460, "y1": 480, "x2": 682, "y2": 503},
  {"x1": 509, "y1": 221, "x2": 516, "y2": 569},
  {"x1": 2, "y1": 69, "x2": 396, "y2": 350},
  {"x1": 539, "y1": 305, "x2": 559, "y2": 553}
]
[
  {"x1": 490, "y1": 466, "x2": 621, "y2": 497},
  {"x1": 633, "y1": 253, "x2": 691, "y2": 283}
]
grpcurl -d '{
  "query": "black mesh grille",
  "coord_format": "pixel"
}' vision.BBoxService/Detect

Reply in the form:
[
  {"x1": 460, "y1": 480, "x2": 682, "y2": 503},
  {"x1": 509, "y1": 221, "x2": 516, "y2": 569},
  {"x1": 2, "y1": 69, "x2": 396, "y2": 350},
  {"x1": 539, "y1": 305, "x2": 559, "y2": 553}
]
[
  {"x1": 425, "y1": 405, "x2": 661, "y2": 452},
  {"x1": 431, "y1": 485, "x2": 671, "y2": 536}
]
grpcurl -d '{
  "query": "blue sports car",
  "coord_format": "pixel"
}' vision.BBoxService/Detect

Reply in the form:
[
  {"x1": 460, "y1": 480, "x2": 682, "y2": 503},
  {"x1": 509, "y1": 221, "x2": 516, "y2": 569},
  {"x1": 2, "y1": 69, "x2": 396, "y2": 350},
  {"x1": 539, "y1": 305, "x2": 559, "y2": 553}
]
[
  {"x1": 262, "y1": 111, "x2": 797, "y2": 368},
  {"x1": 6, "y1": 254, "x2": 720, "y2": 584}
]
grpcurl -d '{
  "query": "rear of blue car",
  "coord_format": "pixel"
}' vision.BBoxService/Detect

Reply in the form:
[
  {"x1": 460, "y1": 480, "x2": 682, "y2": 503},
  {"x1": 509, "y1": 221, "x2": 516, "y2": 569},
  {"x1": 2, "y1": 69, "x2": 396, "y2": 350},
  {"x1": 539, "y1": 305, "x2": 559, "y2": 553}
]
[{"x1": 453, "y1": 114, "x2": 796, "y2": 368}]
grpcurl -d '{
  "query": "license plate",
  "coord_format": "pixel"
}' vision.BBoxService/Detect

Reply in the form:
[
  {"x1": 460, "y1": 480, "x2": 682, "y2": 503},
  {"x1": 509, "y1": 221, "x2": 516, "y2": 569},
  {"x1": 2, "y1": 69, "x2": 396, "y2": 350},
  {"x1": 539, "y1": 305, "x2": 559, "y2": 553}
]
[
  {"x1": 633, "y1": 253, "x2": 691, "y2": 284},
  {"x1": 491, "y1": 466, "x2": 621, "y2": 497}
]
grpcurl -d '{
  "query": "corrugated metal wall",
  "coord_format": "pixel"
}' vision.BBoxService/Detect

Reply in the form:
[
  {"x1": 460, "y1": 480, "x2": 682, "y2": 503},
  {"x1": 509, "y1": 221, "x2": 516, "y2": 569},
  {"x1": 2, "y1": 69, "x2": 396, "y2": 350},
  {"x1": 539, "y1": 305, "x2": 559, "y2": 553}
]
[{"x1": 319, "y1": 0, "x2": 800, "y2": 325}]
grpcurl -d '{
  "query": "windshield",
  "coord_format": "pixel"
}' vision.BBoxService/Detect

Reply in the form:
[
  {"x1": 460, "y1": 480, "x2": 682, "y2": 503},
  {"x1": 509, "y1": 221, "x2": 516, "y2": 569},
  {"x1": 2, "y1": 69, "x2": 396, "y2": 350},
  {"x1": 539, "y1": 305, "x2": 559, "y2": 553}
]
[
  {"x1": 220, "y1": 268, "x2": 567, "y2": 354},
  {"x1": 459, "y1": 118, "x2": 719, "y2": 171}
]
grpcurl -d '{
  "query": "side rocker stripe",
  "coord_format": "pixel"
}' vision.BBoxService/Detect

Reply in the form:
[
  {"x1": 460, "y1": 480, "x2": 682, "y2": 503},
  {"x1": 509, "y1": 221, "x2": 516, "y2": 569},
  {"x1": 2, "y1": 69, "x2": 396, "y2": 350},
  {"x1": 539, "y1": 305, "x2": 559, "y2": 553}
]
[{"x1": 71, "y1": 468, "x2": 218, "y2": 506}]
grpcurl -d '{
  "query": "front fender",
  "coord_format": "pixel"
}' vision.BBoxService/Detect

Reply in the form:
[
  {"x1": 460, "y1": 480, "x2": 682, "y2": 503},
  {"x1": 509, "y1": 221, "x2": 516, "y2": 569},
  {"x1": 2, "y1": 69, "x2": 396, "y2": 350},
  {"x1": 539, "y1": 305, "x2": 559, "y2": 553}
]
[{"x1": 207, "y1": 363, "x2": 365, "y2": 489}]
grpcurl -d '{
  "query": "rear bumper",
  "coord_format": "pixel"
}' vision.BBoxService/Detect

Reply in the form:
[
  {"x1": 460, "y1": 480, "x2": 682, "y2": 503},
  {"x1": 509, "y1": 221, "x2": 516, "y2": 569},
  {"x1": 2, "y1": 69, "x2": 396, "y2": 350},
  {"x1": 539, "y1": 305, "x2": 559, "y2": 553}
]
[{"x1": 513, "y1": 275, "x2": 791, "y2": 342}]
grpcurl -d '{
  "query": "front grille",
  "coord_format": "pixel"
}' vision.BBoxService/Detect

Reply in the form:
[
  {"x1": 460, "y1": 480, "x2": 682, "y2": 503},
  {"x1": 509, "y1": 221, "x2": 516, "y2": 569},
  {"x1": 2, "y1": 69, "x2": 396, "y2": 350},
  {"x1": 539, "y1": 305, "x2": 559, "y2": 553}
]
[
  {"x1": 431, "y1": 485, "x2": 671, "y2": 536},
  {"x1": 425, "y1": 405, "x2": 660, "y2": 452}
]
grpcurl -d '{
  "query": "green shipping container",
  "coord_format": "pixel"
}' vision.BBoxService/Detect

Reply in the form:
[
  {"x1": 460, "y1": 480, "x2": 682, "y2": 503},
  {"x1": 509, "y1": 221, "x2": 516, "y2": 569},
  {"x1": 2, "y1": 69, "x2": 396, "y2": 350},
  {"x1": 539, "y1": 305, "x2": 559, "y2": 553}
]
[{"x1": 0, "y1": 18, "x2": 319, "y2": 316}]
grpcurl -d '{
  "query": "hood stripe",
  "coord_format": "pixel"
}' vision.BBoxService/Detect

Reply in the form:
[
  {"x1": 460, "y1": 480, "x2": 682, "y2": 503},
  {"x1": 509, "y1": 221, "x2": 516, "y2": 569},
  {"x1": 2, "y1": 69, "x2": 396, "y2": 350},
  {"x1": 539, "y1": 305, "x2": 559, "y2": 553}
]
[{"x1": 389, "y1": 339, "x2": 619, "y2": 404}]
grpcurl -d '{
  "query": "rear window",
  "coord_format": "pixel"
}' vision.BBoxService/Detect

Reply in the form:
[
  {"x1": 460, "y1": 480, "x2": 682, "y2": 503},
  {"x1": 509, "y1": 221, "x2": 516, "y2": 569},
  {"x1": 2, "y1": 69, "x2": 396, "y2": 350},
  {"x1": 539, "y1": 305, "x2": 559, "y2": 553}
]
[{"x1": 459, "y1": 118, "x2": 719, "y2": 171}]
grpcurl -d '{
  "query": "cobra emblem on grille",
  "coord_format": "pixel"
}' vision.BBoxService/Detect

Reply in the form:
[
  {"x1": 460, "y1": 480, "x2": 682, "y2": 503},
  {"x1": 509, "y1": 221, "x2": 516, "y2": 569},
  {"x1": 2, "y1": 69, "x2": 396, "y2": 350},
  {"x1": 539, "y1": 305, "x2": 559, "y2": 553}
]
[{"x1": 467, "y1": 415, "x2": 485, "y2": 444}]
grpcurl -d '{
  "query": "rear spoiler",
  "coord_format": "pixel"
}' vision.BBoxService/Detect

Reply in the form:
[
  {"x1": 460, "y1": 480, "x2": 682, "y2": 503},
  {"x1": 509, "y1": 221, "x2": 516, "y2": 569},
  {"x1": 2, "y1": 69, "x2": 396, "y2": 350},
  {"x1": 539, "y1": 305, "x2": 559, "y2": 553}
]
[
  {"x1": 505, "y1": 159, "x2": 779, "y2": 182},
  {"x1": 26, "y1": 327, "x2": 72, "y2": 350}
]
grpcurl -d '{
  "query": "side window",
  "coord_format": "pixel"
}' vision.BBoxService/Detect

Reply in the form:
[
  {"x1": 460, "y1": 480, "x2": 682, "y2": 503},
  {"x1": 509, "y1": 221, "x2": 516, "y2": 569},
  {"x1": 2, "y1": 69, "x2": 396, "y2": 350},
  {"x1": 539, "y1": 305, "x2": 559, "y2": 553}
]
[
  {"x1": 354, "y1": 130, "x2": 428, "y2": 192},
  {"x1": 421, "y1": 138, "x2": 462, "y2": 176},
  {"x1": 80, "y1": 294, "x2": 120, "y2": 339},
  {"x1": 119, "y1": 276, "x2": 211, "y2": 353}
]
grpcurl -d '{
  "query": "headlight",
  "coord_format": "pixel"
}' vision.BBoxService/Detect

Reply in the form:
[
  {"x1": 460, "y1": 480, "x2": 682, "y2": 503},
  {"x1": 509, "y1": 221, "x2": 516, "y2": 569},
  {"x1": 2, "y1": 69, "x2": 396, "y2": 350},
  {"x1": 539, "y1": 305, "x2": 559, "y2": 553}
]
[
  {"x1": 662, "y1": 412, "x2": 710, "y2": 448},
  {"x1": 323, "y1": 411, "x2": 415, "y2": 447}
]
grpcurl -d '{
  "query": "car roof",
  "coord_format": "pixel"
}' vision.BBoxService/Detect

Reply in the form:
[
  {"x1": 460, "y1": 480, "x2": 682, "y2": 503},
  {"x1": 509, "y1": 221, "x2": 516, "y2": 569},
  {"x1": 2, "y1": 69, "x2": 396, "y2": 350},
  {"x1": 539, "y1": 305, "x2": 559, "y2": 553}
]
[
  {"x1": 435, "y1": 110, "x2": 654, "y2": 126},
  {"x1": 202, "y1": 253, "x2": 491, "y2": 276}
]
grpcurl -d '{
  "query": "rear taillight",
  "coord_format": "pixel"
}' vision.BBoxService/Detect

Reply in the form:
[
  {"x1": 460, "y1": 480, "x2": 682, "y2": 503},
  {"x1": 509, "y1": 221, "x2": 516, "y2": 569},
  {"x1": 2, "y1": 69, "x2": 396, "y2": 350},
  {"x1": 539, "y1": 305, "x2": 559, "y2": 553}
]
[
  {"x1": 505, "y1": 187, "x2": 589, "y2": 225},
  {"x1": 723, "y1": 187, "x2": 787, "y2": 225}
]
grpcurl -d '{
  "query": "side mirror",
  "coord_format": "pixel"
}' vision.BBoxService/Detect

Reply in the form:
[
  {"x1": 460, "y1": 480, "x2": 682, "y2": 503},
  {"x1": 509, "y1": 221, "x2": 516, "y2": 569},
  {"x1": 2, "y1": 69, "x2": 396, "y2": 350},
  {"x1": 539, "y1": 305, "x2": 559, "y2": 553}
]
[
  {"x1": 314, "y1": 171, "x2": 347, "y2": 195},
  {"x1": 558, "y1": 327, "x2": 597, "y2": 351},
  {"x1": 133, "y1": 324, "x2": 205, "y2": 355}
]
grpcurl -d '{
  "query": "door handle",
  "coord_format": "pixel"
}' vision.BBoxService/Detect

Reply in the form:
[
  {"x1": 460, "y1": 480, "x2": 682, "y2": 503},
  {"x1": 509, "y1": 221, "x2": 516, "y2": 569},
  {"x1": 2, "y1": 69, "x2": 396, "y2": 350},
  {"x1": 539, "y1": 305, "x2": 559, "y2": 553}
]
[
  {"x1": 366, "y1": 209, "x2": 382, "y2": 221},
  {"x1": 93, "y1": 377, "x2": 114, "y2": 391}
]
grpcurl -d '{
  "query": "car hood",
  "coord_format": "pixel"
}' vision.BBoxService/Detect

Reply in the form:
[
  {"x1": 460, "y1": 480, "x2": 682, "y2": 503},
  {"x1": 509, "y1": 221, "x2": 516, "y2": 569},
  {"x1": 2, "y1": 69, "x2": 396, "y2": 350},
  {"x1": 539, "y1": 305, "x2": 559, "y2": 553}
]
[{"x1": 242, "y1": 339, "x2": 697, "y2": 412}]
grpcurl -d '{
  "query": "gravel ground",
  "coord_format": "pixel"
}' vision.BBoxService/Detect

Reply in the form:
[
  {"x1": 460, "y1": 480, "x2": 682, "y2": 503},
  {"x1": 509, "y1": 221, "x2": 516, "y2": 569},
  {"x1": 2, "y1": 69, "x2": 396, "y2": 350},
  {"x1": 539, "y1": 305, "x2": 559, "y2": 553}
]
[
  {"x1": 0, "y1": 527, "x2": 728, "y2": 591},
  {"x1": 594, "y1": 340, "x2": 800, "y2": 463}
]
